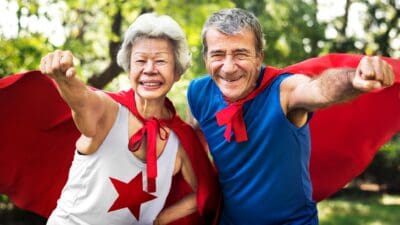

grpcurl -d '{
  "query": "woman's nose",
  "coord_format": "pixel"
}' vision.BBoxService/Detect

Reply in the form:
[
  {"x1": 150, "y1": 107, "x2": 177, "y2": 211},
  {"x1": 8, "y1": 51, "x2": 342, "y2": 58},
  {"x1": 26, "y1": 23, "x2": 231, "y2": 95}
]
[{"x1": 143, "y1": 61, "x2": 157, "y2": 74}]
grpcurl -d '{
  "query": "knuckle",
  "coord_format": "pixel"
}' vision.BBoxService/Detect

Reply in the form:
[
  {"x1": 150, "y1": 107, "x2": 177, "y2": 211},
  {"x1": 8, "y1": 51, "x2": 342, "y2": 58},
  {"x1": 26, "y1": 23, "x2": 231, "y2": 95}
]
[
  {"x1": 387, "y1": 63, "x2": 393, "y2": 71},
  {"x1": 371, "y1": 56, "x2": 380, "y2": 64},
  {"x1": 60, "y1": 61, "x2": 70, "y2": 68}
]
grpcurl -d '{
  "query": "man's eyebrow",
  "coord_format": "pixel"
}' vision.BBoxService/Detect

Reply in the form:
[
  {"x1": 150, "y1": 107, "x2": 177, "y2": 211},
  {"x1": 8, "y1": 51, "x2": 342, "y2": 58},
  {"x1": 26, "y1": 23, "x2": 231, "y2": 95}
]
[
  {"x1": 233, "y1": 48, "x2": 252, "y2": 53},
  {"x1": 209, "y1": 49, "x2": 226, "y2": 55},
  {"x1": 209, "y1": 48, "x2": 252, "y2": 55}
]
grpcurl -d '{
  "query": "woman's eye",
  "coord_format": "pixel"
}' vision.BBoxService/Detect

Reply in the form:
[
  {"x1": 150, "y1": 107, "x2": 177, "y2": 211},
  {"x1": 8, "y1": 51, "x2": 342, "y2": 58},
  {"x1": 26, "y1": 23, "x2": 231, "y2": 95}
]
[
  {"x1": 155, "y1": 60, "x2": 167, "y2": 65},
  {"x1": 135, "y1": 60, "x2": 146, "y2": 65}
]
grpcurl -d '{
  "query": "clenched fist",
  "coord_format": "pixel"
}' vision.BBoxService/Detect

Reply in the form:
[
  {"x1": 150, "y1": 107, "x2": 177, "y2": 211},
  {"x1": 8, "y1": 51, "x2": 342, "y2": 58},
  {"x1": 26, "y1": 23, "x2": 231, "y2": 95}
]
[
  {"x1": 40, "y1": 50, "x2": 76, "y2": 79},
  {"x1": 353, "y1": 56, "x2": 395, "y2": 92}
]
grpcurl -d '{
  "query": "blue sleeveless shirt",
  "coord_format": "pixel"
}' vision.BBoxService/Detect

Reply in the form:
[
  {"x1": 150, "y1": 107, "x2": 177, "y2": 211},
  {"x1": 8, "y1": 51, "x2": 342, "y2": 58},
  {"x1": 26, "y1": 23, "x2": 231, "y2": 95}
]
[{"x1": 187, "y1": 68, "x2": 318, "y2": 225}]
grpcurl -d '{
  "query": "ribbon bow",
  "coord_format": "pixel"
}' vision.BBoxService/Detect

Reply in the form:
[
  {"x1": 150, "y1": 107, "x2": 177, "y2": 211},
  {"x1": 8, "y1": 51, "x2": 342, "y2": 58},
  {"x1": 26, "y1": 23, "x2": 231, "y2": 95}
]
[
  {"x1": 216, "y1": 103, "x2": 247, "y2": 142},
  {"x1": 128, "y1": 117, "x2": 169, "y2": 193},
  {"x1": 109, "y1": 90, "x2": 176, "y2": 193},
  {"x1": 215, "y1": 68, "x2": 279, "y2": 143}
]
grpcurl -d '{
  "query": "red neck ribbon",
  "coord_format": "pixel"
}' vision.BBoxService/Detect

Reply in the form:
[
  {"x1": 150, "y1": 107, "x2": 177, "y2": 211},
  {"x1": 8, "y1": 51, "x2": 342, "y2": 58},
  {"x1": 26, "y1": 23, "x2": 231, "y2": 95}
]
[
  {"x1": 124, "y1": 91, "x2": 176, "y2": 193},
  {"x1": 215, "y1": 67, "x2": 280, "y2": 143}
]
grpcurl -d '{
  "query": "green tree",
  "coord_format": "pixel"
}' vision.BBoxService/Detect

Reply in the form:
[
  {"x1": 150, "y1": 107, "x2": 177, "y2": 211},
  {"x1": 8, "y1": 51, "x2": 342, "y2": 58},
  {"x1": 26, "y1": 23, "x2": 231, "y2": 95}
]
[
  {"x1": 325, "y1": 0, "x2": 400, "y2": 56},
  {"x1": 1, "y1": 0, "x2": 400, "y2": 116},
  {"x1": 233, "y1": 0, "x2": 326, "y2": 67},
  {"x1": 0, "y1": 0, "x2": 234, "y2": 115}
]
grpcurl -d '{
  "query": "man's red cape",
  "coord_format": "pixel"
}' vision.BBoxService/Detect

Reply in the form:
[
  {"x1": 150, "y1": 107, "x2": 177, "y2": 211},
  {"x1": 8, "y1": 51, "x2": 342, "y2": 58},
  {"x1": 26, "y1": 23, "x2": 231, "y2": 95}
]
[
  {"x1": 0, "y1": 54, "x2": 399, "y2": 219},
  {"x1": 277, "y1": 54, "x2": 400, "y2": 201}
]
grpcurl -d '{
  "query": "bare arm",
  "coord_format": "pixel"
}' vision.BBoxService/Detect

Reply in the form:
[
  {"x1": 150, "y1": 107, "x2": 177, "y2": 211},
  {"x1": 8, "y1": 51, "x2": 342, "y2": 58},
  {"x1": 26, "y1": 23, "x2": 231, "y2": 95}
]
[
  {"x1": 40, "y1": 50, "x2": 113, "y2": 138},
  {"x1": 281, "y1": 56, "x2": 395, "y2": 127},
  {"x1": 284, "y1": 68, "x2": 361, "y2": 112},
  {"x1": 153, "y1": 146, "x2": 198, "y2": 225}
]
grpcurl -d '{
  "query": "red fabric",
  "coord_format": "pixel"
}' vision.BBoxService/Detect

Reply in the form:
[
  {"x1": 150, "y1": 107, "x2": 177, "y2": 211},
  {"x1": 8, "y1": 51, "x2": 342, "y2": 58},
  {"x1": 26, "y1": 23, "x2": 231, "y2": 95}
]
[
  {"x1": 124, "y1": 89, "x2": 171, "y2": 193},
  {"x1": 0, "y1": 72, "x2": 79, "y2": 217},
  {"x1": 0, "y1": 53, "x2": 399, "y2": 221},
  {"x1": 215, "y1": 72, "x2": 277, "y2": 142},
  {"x1": 107, "y1": 89, "x2": 221, "y2": 224},
  {"x1": 128, "y1": 117, "x2": 168, "y2": 193},
  {"x1": 0, "y1": 71, "x2": 220, "y2": 224},
  {"x1": 216, "y1": 103, "x2": 246, "y2": 142},
  {"x1": 279, "y1": 53, "x2": 400, "y2": 201},
  {"x1": 215, "y1": 53, "x2": 400, "y2": 201}
]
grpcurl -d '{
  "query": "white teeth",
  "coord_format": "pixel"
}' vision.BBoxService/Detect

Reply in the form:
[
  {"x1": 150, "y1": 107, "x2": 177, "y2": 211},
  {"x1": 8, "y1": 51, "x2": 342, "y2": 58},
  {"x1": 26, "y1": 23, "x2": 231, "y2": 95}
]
[
  {"x1": 141, "y1": 82, "x2": 161, "y2": 86},
  {"x1": 223, "y1": 76, "x2": 241, "y2": 82}
]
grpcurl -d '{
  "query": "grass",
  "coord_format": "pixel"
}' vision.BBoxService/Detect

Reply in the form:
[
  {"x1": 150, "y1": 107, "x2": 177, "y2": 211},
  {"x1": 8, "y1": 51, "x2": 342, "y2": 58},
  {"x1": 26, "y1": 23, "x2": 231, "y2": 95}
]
[
  {"x1": 2, "y1": 189, "x2": 400, "y2": 225},
  {"x1": 318, "y1": 189, "x2": 400, "y2": 225}
]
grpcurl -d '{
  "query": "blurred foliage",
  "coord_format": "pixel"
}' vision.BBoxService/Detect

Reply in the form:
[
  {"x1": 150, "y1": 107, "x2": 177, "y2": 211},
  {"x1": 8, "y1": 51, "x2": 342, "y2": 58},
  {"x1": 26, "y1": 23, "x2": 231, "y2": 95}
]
[
  {"x1": 357, "y1": 134, "x2": 400, "y2": 192},
  {"x1": 0, "y1": 194, "x2": 9, "y2": 202},
  {"x1": 0, "y1": 0, "x2": 399, "y2": 163},
  {"x1": 0, "y1": 35, "x2": 53, "y2": 75},
  {"x1": 0, "y1": 195, "x2": 46, "y2": 225},
  {"x1": 318, "y1": 188, "x2": 400, "y2": 225},
  {"x1": 1, "y1": 0, "x2": 400, "y2": 116}
]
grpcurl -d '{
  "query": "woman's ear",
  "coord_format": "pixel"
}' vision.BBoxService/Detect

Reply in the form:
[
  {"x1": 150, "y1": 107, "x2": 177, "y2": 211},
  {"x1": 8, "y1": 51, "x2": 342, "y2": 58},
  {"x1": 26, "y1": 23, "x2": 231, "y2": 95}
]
[{"x1": 174, "y1": 72, "x2": 181, "y2": 82}]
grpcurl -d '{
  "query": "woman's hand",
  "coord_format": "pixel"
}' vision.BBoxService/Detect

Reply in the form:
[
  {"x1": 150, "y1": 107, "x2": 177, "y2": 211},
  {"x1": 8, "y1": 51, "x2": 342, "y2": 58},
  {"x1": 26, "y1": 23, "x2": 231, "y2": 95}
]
[{"x1": 40, "y1": 50, "x2": 76, "y2": 80}]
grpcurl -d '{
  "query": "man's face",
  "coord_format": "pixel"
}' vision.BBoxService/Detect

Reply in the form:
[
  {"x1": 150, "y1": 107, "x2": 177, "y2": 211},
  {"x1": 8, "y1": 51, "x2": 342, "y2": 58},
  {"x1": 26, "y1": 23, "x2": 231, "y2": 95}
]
[{"x1": 204, "y1": 28, "x2": 263, "y2": 102}]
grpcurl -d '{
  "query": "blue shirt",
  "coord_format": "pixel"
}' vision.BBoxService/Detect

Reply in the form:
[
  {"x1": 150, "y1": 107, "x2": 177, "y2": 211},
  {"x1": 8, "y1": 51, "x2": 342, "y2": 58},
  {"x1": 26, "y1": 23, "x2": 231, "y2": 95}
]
[{"x1": 187, "y1": 68, "x2": 318, "y2": 225}]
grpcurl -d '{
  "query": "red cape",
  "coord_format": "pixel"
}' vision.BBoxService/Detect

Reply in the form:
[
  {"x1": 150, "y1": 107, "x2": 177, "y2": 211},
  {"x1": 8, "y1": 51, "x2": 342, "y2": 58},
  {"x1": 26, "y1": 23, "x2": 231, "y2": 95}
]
[
  {"x1": 106, "y1": 89, "x2": 221, "y2": 225},
  {"x1": 278, "y1": 54, "x2": 400, "y2": 201},
  {"x1": 0, "y1": 71, "x2": 220, "y2": 224},
  {"x1": 0, "y1": 53, "x2": 399, "y2": 219}
]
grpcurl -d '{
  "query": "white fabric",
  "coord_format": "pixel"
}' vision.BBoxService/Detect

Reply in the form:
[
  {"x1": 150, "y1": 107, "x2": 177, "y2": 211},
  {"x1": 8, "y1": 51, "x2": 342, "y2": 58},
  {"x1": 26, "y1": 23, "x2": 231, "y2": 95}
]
[{"x1": 47, "y1": 104, "x2": 179, "y2": 225}]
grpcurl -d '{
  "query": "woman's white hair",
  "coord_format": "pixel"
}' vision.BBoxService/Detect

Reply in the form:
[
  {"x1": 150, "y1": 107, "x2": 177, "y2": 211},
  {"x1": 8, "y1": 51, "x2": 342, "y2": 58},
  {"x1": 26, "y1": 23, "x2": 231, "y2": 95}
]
[{"x1": 117, "y1": 13, "x2": 191, "y2": 76}]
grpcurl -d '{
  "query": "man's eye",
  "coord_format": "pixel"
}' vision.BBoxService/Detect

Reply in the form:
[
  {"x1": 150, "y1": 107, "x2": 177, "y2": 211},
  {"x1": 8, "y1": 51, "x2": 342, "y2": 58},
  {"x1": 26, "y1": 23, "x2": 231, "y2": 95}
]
[
  {"x1": 235, "y1": 53, "x2": 250, "y2": 60},
  {"x1": 210, "y1": 54, "x2": 225, "y2": 61}
]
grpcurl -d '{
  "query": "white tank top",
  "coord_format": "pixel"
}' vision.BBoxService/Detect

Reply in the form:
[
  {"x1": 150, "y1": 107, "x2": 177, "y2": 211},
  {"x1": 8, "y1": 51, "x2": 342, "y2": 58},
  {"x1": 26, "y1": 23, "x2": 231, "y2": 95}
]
[{"x1": 47, "y1": 104, "x2": 179, "y2": 225}]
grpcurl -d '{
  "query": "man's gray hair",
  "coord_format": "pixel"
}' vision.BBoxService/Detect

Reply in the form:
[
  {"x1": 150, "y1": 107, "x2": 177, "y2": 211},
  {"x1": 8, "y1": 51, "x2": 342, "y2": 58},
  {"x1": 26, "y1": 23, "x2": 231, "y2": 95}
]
[
  {"x1": 201, "y1": 8, "x2": 265, "y2": 56},
  {"x1": 117, "y1": 13, "x2": 191, "y2": 76}
]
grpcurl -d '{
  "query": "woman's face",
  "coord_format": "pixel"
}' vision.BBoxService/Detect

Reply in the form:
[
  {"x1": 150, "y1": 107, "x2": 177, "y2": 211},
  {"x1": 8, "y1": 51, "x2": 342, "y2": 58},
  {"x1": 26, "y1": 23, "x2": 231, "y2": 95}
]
[{"x1": 129, "y1": 38, "x2": 179, "y2": 101}]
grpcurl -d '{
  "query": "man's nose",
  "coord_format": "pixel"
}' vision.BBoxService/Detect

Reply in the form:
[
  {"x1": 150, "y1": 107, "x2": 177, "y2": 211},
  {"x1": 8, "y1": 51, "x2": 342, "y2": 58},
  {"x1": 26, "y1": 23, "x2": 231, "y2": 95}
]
[{"x1": 221, "y1": 55, "x2": 237, "y2": 74}]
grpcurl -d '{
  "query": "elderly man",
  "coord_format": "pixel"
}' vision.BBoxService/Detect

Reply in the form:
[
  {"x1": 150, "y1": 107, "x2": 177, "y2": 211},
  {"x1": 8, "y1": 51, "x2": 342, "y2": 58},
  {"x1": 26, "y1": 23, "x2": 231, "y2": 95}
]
[{"x1": 188, "y1": 8, "x2": 395, "y2": 225}]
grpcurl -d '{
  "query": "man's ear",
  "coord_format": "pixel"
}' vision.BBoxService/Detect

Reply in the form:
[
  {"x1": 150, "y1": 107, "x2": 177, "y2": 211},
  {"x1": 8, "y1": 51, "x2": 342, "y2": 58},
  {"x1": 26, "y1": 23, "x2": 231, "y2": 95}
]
[
  {"x1": 203, "y1": 55, "x2": 210, "y2": 70},
  {"x1": 256, "y1": 51, "x2": 264, "y2": 67},
  {"x1": 260, "y1": 51, "x2": 265, "y2": 60}
]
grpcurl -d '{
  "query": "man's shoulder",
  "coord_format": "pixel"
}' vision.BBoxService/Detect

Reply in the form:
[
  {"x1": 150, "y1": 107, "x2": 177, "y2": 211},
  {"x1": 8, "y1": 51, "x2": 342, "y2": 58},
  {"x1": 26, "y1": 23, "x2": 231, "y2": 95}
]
[
  {"x1": 187, "y1": 75, "x2": 218, "y2": 119},
  {"x1": 188, "y1": 75, "x2": 215, "y2": 94},
  {"x1": 189, "y1": 75, "x2": 213, "y2": 87}
]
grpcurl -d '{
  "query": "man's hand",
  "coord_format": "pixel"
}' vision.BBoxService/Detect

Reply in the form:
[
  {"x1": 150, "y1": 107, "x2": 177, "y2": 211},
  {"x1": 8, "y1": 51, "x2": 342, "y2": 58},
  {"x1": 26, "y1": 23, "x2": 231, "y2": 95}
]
[
  {"x1": 353, "y1": 56, "x2": 394, "y2": 92},
  {"x1": 40, "y1": 50, "x2": 76, "y2": 79}
]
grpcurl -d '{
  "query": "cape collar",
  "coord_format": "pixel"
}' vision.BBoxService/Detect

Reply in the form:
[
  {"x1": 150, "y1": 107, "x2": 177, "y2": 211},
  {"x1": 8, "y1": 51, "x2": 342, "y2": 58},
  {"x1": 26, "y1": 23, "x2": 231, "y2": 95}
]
[
  {"x1": 108, "y1": 89, "x2": 177, "y2": 192},
  {"x1": 215, "y1": 66, "x2": 281, "y2": 142}
]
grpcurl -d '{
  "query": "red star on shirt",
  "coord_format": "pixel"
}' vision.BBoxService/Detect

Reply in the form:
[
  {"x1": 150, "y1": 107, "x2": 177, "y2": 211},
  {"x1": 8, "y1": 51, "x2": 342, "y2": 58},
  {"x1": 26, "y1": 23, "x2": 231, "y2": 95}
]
[{"x1": 108, "y1": 172, "x2": 157, "y2": 220}]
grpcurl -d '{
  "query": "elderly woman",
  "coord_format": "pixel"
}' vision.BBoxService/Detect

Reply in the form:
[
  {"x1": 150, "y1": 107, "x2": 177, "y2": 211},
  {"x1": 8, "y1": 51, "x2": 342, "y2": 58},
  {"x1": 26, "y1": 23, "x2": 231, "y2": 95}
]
[{"x1": 41, "y1": 13, "x2": 218, "y2": 225}]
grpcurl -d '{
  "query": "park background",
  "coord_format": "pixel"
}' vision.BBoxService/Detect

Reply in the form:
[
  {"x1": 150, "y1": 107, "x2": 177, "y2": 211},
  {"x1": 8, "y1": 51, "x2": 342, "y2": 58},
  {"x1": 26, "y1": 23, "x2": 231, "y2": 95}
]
[{"x1": 0, "y1": 0, "x2": 399, "y2": 224}]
